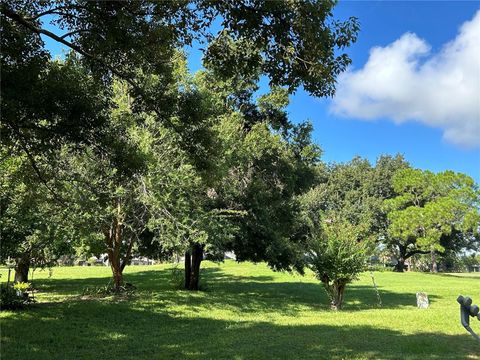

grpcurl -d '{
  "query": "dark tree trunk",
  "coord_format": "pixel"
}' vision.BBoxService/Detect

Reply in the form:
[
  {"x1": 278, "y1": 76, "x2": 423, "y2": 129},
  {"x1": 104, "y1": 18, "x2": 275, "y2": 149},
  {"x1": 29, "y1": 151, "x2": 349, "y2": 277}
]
[
  {"x1": 190, "y1": 243, "x2": 203, "y2": 290},
  {"x1": 184, "y1": 250, "x2": 191, "y2": 290},
  {"x1": 14, "y1": 255, "x2": 30, "y2": 283},
  {"x1": 394, "y1": 244, "x2": 407, "y2": 272},
  {"x1": 394, "y1": 258, "x2": 405, "y2": 272},
  {"x1": 184, "y1": 244, "x2": 203, "y2": 290}
]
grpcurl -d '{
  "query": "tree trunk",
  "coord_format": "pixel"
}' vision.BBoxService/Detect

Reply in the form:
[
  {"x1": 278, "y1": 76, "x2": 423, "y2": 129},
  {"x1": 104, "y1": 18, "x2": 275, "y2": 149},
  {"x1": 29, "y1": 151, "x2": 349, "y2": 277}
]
[
  {"x1": 14, "y1": 255, "x2": 30, "y2": 283},
  {"x1": 190, "y1": 243, "x2": 203, "y2": 290},
  {"x1": 184, "y1": 244, "x2": 203, "y2": 290},
  {"x1": 431, "y1": 250, "x2": 438, "y2": 273},
  {"x1": 326, "y1": 281, "x2": 346, "y2": 311},
  {"x1": 111, "y1": 265, "x2": 123, "y2": 291},
  {"x1": 105, "y1": 205, "x2": 125, "y2": 292},
  {"x1": 394, "y1": 244, "x2": 407, "y2": 272},
  {"x1": 394, "y1": 258, "x2": 405, "y2": 272},
  {"x1": 184, "y1": 250, "x2": 191, "y2": 290}
]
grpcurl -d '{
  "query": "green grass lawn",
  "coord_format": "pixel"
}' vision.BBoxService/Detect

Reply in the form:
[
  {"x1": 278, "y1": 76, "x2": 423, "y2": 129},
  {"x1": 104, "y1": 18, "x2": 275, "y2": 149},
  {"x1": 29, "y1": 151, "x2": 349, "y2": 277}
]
[{"x1": 1, "y1": 261, "x2": 479, "y2": 359}]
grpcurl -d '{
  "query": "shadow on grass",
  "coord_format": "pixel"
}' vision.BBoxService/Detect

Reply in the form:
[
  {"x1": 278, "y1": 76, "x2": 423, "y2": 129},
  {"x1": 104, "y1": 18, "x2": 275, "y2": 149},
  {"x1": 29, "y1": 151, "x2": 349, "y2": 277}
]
[
  {"x1": 32, "y1": 266, "x2": 438, "y2": 314},
  {"x1": 435, "y1": 273, "x2": 480, "y2": 280},
  {"x1": 1, "y1": 299, "x2": 478, "y2": 360}
]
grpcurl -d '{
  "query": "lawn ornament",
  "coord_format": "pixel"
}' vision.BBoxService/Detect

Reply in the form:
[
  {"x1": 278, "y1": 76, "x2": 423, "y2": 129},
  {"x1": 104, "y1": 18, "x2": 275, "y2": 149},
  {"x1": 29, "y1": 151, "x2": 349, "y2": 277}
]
[{"x1": 457, "y1": 295, "x2": 480, "y2": 341}]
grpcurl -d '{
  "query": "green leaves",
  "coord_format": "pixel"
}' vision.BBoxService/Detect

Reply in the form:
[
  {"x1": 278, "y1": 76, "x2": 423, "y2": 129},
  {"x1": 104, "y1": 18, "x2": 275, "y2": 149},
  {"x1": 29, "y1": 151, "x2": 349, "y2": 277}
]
[{"x1": 385, "y1": 169, "x2": 480, "y2": 255}]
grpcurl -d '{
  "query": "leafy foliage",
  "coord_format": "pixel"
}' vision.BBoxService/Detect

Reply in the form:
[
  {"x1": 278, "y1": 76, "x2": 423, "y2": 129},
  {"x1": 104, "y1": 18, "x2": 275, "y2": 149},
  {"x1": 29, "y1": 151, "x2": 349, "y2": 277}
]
[
  {"x1": 1, "y1": 0, "x2": 359, "y2": 154},
  {"x1": 0, "y1": 282, "x2": 35, "y2": 310},
  {"x1": 306, "y1": 219, "x2": 368, "y2": 310},
  {"x1": 0, "y1": 148, "x2": 73, "y2": 278},
  {"x1": 384, "y1": 169, "x2": 480, "y2": 271}
]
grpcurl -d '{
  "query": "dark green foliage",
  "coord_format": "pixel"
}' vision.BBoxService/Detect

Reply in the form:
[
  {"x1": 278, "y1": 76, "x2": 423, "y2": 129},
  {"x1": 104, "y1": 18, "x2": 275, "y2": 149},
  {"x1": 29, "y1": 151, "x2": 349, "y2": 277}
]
[
  {"x1": 0, "y1": 283, "x2": 35, "y2": 310},
  {"x1": 0, "y1": 149, "x2": 73, "y2": 276},
  {"x1": 0, "y1": 14, "x2": 110, "y2": 153},
  {"x1": 384, "y1": 169, "x2": 480, "y2": 271},
  {"x1": 200, "y1": 81, "x2": 322, "y2": 273},
  {"x1": 201, "y1": 0, "x2": 359, "y2": 96},
  {"x1": 1, "y1": 0, "x2": 358, "y2": 154},
  {"x1": 302, "y1": 155, "x2": 409, "y2": 239}
]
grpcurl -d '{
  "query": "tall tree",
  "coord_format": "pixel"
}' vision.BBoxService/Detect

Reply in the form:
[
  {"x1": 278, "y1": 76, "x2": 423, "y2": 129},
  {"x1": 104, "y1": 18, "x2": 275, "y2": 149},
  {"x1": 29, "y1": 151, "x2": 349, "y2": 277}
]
[
  {"x1": 2, "y1": 0, "x2": 360, "y2": 290},
  {"x1": 384, "y1": 169, "x2": 480, "y2": 272},
  {"x1": 0, "y1": 149, "x2": 72, "y2": 282},
  {"x1": 47, "y1": 80, "x2": 153, "y2": 291},
  {"x1": 1, "y1": 0, "x2": 359, "y2": 152},
  {"x1": 196, "y1": 71, "x2": 322, "y2": 277}
]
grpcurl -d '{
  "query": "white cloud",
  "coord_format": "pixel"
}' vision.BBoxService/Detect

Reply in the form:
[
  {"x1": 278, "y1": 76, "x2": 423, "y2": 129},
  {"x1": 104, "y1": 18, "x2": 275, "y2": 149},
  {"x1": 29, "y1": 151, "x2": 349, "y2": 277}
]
[{"x1": 331, "y1": 11, "x2": 480, "y2": 148}]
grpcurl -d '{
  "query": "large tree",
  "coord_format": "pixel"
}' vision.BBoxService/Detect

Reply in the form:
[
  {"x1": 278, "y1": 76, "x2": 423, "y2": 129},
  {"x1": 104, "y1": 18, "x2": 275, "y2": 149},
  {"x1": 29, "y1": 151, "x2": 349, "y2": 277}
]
[
  {"x1": 300, "y1": 155, "x2": 410, "y2": 307},
  {"x1": 2, "y1": 0, "x2": 360, "y2": 290},
  {"x1": 302, "y1": 155, "x2": 410, "y2": 240},
  {"x1": 1, "y1": 0, "x2": 359, "y2": 152},
  {"x1": 384, "y1": 169, "x2": 480, "y2": 272},
  {"x1": 193, "y1": 69, "x2": 322, "y2": 277},
  {"x1": 0, "y1": 149, "x2": 72, "y2": 282},
  {"x1": 143, "y1": 67, "x2": 322, "y2": 290}
]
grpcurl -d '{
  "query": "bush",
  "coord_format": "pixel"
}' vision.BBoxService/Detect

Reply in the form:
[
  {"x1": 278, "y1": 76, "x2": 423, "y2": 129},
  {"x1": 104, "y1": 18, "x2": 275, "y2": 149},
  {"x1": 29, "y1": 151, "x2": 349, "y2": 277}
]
[
  {"x1": 306, "y1": 219, "x2": 369, "y2": 310},
  {"x1": 0, "y1": 283, "x2": 35, "y2": 310}
]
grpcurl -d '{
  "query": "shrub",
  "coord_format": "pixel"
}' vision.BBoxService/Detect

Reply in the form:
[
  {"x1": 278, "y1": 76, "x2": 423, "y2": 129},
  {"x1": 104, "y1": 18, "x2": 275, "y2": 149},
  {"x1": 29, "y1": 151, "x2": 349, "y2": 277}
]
[
  {"x1": 306, "y1": 219, "x2": 368, "y2": 310},
  {"x1": 0, "y1": 283, "x2": 34, "y2": 310}
]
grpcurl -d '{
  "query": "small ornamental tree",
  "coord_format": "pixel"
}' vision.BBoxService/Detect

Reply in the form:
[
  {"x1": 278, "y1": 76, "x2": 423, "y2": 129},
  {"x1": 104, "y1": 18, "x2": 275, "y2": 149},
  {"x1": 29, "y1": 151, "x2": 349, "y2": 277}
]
[{"x1": 306, "y1": 219, "x2": 368, "y2": 310}]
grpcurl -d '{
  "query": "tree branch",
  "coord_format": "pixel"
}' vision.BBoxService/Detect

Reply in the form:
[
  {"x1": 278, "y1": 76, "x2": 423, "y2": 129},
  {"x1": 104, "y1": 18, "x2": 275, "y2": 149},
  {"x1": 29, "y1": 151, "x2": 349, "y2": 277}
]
[
  {"x1": 60, "y1": 29, "x2": 90, "y2": 39},
  {"x1": 2, "y1": 5, "x2": 193, "y2": 162},
  {"x1": 8, "y1": 123, "x2": 68, "y2": 207},
  {"x1": 405, "y1": 249, "x2": 442, "y2": 259},
  {"x1": 1, "y1": 5, "x2": 136, "y2": 87}
]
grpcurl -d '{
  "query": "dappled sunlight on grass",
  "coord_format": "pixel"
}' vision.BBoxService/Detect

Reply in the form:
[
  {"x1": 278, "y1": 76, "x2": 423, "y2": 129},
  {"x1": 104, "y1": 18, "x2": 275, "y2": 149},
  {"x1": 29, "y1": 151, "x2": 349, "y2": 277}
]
[{"x1": 1, "y1": 261, "x2": 479, "y2": 359}]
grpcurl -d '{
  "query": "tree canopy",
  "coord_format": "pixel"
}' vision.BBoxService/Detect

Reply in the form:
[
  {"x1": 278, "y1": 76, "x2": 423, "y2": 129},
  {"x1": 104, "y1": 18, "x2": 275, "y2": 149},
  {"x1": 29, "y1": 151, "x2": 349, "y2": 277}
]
[
  {"x1": 1, "y1": 0, "x2": 359, "y2": 154},
  {"x1": 384, "y1": 169, "x2": 480, "y2": 272}
]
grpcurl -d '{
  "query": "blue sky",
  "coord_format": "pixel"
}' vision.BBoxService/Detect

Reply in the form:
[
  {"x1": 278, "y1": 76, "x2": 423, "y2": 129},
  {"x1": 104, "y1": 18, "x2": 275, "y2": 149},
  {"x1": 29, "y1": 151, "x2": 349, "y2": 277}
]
[
  {"x1": 188, "y1": 1, "x2": 480, "y2": 182},
  {"x1": 319, "y1": 1, "x2": 480, "y2": 183},
  {"x1": 43, "y1": 1, "x2": 480, "y2": 182}
]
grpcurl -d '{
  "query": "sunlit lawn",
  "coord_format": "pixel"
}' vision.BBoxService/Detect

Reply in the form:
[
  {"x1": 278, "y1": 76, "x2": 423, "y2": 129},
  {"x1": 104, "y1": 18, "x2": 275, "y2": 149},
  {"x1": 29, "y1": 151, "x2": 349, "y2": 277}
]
[{"x1": 1, "y1": 261, "x2": 479, "y2": 359}]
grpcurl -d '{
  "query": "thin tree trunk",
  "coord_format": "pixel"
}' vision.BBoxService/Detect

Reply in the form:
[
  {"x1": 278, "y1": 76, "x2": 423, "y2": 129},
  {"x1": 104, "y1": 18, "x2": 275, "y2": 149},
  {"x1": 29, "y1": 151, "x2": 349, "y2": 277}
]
[
  {"x1": 184, "y1": 250, "x2": 191, "y2": 290},
  {"x1": 325, "y1": 281, "x2": 346, "y2": 311},
  {"x1": 111, "y1": 265, "x2": 123, "y2": 290},
  {"x1": 107, "y1": 243, "x2": 123, "y2": 292},
  {"x1": 105, "y1": 203, "x2": 125, "y2": 292},
  {"x1": 14, "y1": 255, "x2": 30, "y2": 283},
  {"x1": 431, "y1": 250, "x2": 438, "y2": 273},
  {"x1": 394, "y1": 244, "x2": 406, "y2": 272},
  {"x1": 190, "y1": 243, "x2": 203, "y2": 290}
]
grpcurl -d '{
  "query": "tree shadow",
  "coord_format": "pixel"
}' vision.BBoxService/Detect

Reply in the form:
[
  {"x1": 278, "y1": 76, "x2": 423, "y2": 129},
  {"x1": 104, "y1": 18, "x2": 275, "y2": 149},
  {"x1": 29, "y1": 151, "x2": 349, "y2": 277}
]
[
  {"x1": 436, "y1": 273, "x2": 480, "y2": 280},
  {"x1": 1, "y1": 300, "x2": 478, "y2": 360},
  {"x1": 32, "y1": 266, "x2": 439, "y2": 314}
]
